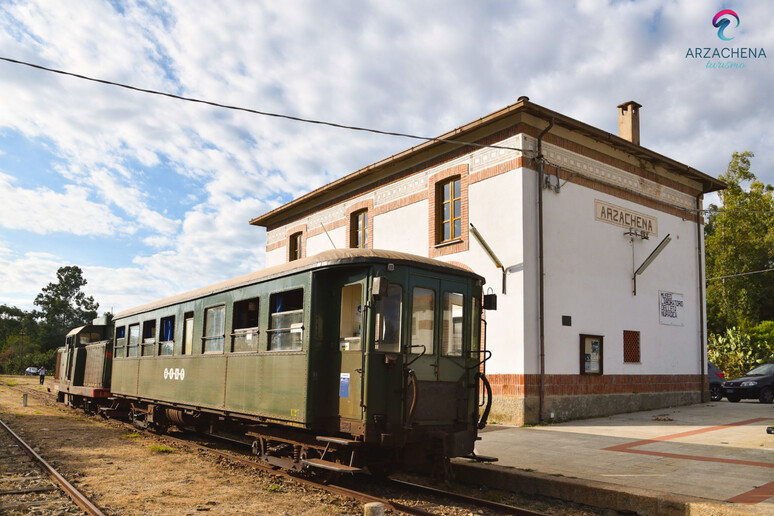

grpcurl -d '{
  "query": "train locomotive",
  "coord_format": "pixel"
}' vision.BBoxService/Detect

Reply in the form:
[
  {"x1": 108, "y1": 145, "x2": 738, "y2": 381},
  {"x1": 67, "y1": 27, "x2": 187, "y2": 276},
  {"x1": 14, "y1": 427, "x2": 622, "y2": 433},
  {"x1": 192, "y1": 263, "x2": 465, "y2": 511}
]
[{"x1": 54, "y1": 249, "x2": 493, "y2": 475}]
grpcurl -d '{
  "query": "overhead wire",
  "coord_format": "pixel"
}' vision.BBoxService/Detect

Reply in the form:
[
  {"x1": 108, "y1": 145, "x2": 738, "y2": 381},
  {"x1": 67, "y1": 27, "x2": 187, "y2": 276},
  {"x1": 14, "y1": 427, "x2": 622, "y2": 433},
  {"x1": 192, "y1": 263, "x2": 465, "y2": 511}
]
[
  {"x1": 0, "y1": 56, "x2": 530, "y2": 155},
  {"x1": 707, "y1": 268, "x2": 774, "y2": 282},
  {"x1": 3, "y1": 57, "x2": 774, "y2": 217}
]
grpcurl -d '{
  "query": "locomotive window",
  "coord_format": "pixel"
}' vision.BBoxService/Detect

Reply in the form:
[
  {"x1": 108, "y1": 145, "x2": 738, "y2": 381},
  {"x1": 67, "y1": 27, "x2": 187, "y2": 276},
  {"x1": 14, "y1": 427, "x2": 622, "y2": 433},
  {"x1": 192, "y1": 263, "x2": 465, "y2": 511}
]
[
  {"x1": 114, "y1": 326, "x2": 126, "y2": 358},
  {"x1": 79, "y1": 332, "x2": 102, "y2": 345},
  {"x1": 203, "y1": 305, "x2": 226, "y2": 353},
  {"x1": 142, "y1": 320, "x2": 156, "y2": 357},
  {"x1": 127, "y1": 324, "x2": 140, "y2": 357},
  {"x1": 159, "y1": 316, "x2": 175, "y2": 356},
  {"x1": 374, "y1": 284, "x2": 402, "y2": 352},
  {"x1": 268, "y1": 288, "x2": 303, "y2": 351},
  {"x1": 339, "y1": 284, "x2": 363, "y2": 351},
  {"x1": 232, "y1": 297, "x2": 260, "y2": 352},
  {"x1": 441, "y1": 292, "x2": 464, "y2": 357},
  {"x1": 410, "y1": 287, "x2": 435, "y2": 354},
  {"x1": 183, "y1": 312, "x2": 194, "y2": 355}
]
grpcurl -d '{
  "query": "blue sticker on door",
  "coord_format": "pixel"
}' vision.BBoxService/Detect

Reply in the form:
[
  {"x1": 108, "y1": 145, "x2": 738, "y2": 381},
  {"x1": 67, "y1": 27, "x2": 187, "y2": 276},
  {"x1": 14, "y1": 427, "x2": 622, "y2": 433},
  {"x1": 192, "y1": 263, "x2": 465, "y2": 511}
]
[{"x1": 339, "y1": 373, "x2": 350, "y2": 398}]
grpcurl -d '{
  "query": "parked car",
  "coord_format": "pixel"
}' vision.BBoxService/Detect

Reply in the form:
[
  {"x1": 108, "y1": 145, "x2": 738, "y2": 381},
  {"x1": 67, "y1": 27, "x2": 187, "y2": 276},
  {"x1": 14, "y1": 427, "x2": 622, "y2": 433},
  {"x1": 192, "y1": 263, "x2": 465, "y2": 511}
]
[
  {"x1": 722, "y1": 363, "x2": 774, "y2": 403},
  {"x1": 24, "y1": 366, "x2": 39, "y2": 376},
  {"x1": 708, "y1": 362, "x2": 724, "y2": 401}
]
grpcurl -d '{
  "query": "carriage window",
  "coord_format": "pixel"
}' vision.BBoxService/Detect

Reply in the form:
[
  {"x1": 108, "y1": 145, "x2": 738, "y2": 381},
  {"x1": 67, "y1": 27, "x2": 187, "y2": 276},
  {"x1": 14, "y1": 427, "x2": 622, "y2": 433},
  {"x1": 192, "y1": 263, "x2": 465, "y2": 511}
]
[
  {"x1": 114, "y1": 326, "x2": 126, "y2": 358},
  {"x1": 268, "y1": 289, "x2": 303, "y2": 351},
  {"x1": 410, "y1": 287, "x2": 435, "y2": 354},
  {"x1": 203, "y1": 305, "x2": 226, "y2": 353},
  {"x1": 127, "y1": 324, "x2": 140, "y2": 357},
  {"x1": 233, "y1": 297, "x2": 260, "y2": 352},
  {"x1": 442, "y1": 292, "x2": 464, "y2": 357},
  {"x1": 339, "y1": 284, "x2": 363, "y2": 351},
  {"x1": 183, "y1": 312, "x2": 194, "y2": 355},
  {"x1": 159, "y1": 316, "x2": 175, "y2": 356},
  {"x1": 141, "y1": 320, "x2": 156, "y2": 356},
  {"x1": 375, "y1": 284, "x2": 402, "y2": 352}
]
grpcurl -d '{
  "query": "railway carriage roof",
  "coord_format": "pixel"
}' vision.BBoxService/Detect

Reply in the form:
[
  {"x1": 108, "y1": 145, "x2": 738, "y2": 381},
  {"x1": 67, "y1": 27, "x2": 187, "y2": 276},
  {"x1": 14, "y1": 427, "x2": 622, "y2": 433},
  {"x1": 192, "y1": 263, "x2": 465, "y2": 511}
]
[{"x1": 114, "y1": 249, "x2": 483, "y2": 319}]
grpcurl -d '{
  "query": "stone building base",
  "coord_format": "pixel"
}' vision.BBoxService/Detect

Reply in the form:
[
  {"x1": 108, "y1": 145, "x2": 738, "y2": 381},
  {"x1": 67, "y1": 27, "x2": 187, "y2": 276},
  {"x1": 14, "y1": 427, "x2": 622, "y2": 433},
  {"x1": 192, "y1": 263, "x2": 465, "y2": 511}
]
[{"x1": 489, "y1": 391, "x2": 703, "y2": 426}]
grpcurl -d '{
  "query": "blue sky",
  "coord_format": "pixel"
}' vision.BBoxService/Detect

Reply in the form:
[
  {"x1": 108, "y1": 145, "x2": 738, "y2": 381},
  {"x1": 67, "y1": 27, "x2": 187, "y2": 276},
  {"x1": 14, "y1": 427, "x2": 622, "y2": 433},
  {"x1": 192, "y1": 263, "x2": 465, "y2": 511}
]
[{"x1": 1, "y1": 1, "x2": 772, "y2": 314}]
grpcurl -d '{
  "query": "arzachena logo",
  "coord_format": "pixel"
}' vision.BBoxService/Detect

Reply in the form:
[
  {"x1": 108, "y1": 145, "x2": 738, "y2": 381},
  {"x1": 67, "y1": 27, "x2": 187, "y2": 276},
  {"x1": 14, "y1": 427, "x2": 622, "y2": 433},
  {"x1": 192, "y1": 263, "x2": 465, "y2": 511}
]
[{"x1": 712, "y1": 9, "x2": 740, "y2": 41}]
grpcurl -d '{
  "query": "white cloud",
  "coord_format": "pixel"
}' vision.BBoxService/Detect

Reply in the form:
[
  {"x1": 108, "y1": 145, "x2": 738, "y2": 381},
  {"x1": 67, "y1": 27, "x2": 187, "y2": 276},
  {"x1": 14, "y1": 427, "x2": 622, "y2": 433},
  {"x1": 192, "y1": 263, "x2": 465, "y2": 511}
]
[{"x1": 0, "y1": 172, "x2": 130, "y2": 235}]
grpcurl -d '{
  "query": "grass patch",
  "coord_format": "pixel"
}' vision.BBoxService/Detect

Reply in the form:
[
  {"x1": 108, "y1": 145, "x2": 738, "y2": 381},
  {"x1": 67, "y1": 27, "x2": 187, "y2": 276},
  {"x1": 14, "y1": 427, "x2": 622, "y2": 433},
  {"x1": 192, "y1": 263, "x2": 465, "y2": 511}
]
[
  {"x1": 122, "y1": 433, "x2": 140, "y2": 439},
  {"x1": 266, "y1": 484, "x2": 280, "y2": 492},
  {"x1": 34, "y1": 411, "x2": 42, "y2": 415},
  {"x1": 149, "y1": 444, "x2": 174, "y2": 454},
  {"x1": 13, "y1": 414, "x2": 23, "y2": 418},
  {"x1": 5, "y1": 380, "x2": 18, "y2": 387}
]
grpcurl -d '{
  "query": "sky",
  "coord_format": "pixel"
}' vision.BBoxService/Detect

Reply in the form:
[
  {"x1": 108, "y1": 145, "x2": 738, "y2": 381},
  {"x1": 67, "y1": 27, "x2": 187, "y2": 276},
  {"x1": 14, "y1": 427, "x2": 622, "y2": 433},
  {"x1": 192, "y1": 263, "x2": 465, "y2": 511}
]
[{"x1": 0, "y1": 0, "x2": 772, "y2": 315}]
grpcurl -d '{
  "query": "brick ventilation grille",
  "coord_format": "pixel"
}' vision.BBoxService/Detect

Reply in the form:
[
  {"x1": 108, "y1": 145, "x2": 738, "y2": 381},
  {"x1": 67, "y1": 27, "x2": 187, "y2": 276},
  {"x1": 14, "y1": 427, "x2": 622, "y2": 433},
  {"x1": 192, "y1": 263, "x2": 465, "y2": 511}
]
[{"x1": 623, "y1": 330, "x2": 641, "y2": 363}]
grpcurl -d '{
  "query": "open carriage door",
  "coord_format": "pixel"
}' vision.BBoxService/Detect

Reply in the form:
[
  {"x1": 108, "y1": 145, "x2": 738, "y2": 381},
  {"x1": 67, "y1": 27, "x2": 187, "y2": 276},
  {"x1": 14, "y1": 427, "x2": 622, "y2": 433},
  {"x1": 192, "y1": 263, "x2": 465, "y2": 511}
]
[{"x1": 338, "y1": 279, "x2": 367, "y2": 422}]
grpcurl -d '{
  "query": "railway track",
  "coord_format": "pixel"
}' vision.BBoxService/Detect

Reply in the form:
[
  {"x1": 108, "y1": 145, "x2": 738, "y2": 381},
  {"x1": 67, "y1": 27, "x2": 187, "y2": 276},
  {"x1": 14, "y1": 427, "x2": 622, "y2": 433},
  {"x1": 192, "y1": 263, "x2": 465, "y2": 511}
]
[
  {"x1": 16, "y1": 382, "x2": 554, "y2": 515},
  {"x1": 0, "y1": 416, "x2": 104, "y2": 515}
]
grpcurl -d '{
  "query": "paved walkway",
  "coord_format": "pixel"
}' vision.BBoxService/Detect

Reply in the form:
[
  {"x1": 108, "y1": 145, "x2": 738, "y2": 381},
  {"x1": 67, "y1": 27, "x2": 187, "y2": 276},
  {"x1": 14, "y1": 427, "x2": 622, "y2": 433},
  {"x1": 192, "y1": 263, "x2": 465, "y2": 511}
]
[{"x1": 471, "y1": 400, "x2": 774, "y2": 513}]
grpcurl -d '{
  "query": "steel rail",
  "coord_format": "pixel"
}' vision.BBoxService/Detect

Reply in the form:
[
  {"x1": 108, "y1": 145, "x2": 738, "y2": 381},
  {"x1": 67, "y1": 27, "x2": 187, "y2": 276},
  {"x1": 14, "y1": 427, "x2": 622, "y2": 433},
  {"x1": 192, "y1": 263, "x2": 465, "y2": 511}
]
[
  {"x1": 0, "y1": 417, "x2": 106, "y2": 516},
  {"x1": 389, "y1": 478, "x2": 548, "y2": 516},
  {"x1": 145, "y1": 430, "x2": 435, "y2": 515}
]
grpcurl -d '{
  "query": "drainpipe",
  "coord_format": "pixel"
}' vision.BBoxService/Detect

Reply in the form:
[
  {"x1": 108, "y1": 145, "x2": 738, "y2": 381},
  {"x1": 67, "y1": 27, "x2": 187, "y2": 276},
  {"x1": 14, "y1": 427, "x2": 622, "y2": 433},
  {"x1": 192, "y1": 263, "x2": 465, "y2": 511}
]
[
  {"x1": 536, "y1": 119, "x2": 553, "y2": 423},
  {"x1": 697, "y1": 194, "x2": 707, "y2": 402}
]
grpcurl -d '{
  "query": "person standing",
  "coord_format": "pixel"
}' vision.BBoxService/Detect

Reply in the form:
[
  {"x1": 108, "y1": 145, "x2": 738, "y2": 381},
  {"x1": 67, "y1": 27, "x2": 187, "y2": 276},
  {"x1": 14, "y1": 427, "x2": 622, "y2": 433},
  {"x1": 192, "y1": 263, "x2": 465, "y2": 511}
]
[{"x1": 38, "y1": 366, "x2": 46, "y2": 385}]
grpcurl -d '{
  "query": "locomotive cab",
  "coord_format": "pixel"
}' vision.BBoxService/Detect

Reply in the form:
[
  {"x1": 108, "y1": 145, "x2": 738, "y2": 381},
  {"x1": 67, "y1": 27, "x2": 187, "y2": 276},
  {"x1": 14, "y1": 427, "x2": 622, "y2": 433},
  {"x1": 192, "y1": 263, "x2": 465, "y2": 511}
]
[{"x1": 53, "y1": 317, "x2": 113, "y2": 409}]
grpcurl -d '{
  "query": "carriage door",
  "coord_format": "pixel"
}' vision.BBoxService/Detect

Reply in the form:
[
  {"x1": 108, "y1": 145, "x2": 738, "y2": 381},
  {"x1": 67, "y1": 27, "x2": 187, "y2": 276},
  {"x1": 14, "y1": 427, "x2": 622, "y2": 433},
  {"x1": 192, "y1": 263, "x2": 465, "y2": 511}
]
[
  {"x1": 338, "y1": 279, "x2": 366, "y2": 421},
  {"x1": 437, "y1": 279, "x2": 468, "y2": 382},
  {"x1": 407, "y1": 276, "x2": 440, "y2": 382}
]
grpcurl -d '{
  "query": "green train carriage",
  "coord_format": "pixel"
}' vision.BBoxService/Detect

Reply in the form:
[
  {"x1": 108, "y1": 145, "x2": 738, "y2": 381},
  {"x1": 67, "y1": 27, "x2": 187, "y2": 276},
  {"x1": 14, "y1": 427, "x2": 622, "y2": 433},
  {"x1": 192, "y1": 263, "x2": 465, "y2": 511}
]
[{"x1": 63, "y1": 249, "x2": 493, "y2": 473}]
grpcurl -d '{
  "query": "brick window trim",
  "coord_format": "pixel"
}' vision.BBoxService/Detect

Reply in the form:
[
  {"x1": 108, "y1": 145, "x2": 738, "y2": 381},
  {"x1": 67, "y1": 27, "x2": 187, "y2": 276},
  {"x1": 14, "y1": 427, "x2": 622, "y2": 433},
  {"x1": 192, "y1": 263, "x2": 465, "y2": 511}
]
[
  {"x1": 286, "y1": 224, "x2": 307, "y2": 262},
  {"x1": 345, "y1": 200, "x2": 374, "y2": 249},
  {"x1": 623, "y1": 330, "x2": 641, "y2": 363},
  {"x1": 428, "y1": 164, "x2": 469, "y2": 258}
]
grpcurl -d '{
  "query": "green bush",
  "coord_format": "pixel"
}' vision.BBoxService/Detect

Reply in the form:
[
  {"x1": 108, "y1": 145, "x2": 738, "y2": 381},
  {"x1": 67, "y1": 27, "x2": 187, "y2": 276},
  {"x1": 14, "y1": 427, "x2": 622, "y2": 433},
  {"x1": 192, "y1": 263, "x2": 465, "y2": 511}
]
[{"x1": 708, "y1": 326, "x2": 772, "y2": 379}]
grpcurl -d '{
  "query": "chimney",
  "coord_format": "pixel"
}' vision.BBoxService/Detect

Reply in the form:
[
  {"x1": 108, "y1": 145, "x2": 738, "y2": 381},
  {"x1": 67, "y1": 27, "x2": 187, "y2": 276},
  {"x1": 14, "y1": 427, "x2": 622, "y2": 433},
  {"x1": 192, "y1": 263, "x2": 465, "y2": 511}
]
[{"x1": 617, "y1": 101, "x2": 642, "y2": 145}]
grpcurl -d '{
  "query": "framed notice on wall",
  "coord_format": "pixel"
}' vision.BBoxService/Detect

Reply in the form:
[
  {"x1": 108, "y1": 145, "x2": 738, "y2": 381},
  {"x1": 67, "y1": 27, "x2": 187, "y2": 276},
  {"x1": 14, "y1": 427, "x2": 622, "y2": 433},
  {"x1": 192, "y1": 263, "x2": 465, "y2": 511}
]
[
  {"x1": 579, "y1": 334, "x2": 603, "y2": 375},
  {"x1": 659, "y1": 291, "x2": 684, "y2": 326}
]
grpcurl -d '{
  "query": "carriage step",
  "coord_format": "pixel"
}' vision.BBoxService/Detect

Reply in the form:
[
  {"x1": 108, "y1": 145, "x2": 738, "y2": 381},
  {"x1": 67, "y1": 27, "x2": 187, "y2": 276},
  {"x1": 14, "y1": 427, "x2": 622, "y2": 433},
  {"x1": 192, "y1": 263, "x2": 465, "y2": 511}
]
[
  {"x1": 302, "y1": 458, "x2": 362, "y2": 473},
  {"x1": 464, "y1": 453, "x2": 498, "y2": 462},
  {"x1": 316, "y1": 436, "x2": 361, "y2": 446}
]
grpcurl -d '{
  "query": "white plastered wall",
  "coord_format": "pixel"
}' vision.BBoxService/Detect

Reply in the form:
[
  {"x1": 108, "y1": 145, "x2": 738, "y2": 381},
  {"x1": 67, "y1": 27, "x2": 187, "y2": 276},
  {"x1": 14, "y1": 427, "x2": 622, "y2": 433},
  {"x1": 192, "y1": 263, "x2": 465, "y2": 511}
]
[
  {"x1": 372, "y1": 201, "x2": 428, "y2": 255},
  {"x1": 539, "y1": 179, "x2": 702, "y2": 376}
]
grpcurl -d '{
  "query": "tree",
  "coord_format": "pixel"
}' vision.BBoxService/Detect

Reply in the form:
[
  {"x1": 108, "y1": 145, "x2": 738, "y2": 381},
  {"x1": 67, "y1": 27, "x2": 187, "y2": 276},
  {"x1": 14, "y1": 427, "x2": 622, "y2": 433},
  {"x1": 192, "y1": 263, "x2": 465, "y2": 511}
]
[
  {"x1": 33, "y1": 266, "x2": 99, "y2": 351},
  {"x1": 705, "y1": 151, "x2": 774, "y2": 333}
]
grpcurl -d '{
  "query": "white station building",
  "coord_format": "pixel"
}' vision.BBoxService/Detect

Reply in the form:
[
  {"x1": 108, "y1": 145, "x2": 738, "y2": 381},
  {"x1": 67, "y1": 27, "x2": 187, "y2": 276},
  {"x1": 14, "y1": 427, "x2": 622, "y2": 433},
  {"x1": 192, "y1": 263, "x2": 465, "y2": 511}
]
[{"x1": 250, "y1": 98, "x2": 725, "y2": 425}]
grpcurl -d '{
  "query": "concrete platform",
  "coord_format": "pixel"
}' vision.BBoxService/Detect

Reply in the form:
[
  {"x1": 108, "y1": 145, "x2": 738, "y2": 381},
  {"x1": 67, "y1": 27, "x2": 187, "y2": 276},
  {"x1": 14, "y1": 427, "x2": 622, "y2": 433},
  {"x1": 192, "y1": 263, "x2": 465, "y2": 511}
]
[{"x1": 452, "y1": 400, "x2": 774, "y2": 515}]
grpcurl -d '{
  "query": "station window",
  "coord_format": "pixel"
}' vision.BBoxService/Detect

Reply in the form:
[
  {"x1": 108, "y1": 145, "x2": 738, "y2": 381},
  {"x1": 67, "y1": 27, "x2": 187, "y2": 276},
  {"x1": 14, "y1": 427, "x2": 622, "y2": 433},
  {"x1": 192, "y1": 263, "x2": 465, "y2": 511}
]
[
  {"x1": 232, "y1": 297, "x2": 260, "y2": 352},
  {"x1": 339, "y1": 284, "x2": 363, "y2": 351},
  {"x1": 623, "y1": 330, "x2": 641, "y2": 363},
  {"x1": 374, "y1": 284, "x2": 402, "y2": 353},
  {"x1": 268, "y1": 289, "x2": 303, "y2": 351},
  {"x1": 203, "y1": 305, "x2": 226, "y2": 353},
  {"x1": 114, "y1": 326, "x2": 126, "y2": 358},
  {"x1": 159, "y1": 316, "x2": 175, "y2": 356},
  {"x1": 127, "y1": 324, "x2": 140, "y2": 357},
  {"x1": 580, "y1": 334, "x2": 604, "y2": 375},
  {"x1": 289, "y1": 232, "x2": 303, "y2": 261},
  {"x1": 442, "y1": 292, "x2": 464, "y2": 356},
  {"x1": 183, "y1": 312, "x2": 194, "y2": 355},
  {"x1": 410, "y1": 287, "x2": 435, "y2": 354},
  {"x1": 141, "y1": 320, "x2": 156, "y2": 356},
  {"x1": 350, "y1": 210, "x2": 368, "y2": 249},
  {"x1": 438, "y1": 177, "x2": 462, "y2": 242}
]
